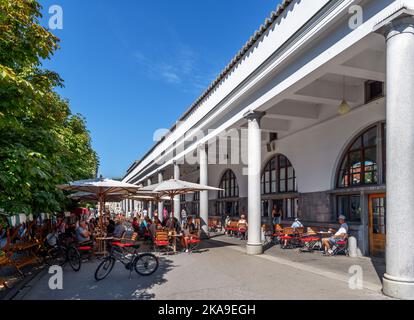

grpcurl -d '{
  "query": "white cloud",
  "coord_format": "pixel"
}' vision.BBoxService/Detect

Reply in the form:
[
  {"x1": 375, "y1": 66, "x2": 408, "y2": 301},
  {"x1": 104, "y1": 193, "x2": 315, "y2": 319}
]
[{"x1": 133, "y1": 44, "x2": 217, "y2": 94}]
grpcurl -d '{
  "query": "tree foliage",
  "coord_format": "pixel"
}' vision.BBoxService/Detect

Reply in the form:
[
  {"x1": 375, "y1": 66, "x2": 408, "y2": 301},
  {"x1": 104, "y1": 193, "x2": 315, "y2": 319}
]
[{"x1": 0, "y1": 0, "x2": 99, "y2": 215}]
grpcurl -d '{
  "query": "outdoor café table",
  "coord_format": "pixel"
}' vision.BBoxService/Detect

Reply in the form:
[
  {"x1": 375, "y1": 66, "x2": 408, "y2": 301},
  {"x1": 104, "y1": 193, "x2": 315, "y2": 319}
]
[
  {"x1": 317, "y1": 231, "x2": 333, "y2": 238},
  {"x1": 168, "y1": 231, "x2": 182, "y2": 253},
  {"x1": 95, "y1": 237, "x2": 114, "y2": 256}
]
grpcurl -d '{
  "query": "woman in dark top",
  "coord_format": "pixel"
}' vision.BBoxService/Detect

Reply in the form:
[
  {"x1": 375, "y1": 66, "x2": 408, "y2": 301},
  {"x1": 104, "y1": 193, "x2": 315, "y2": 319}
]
[
  {"x1": 106, "y1": 219, "x2": 115, "y2": 236},
  {"x1": 181, "y1": 216, "x2": 197, "y2": 253}
]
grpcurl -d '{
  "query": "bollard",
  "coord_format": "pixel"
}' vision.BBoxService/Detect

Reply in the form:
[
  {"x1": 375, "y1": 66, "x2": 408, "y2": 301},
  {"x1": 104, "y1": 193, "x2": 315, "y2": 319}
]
[{"x1": 348, "y1": 236, "x2": 359, "y2": 258}]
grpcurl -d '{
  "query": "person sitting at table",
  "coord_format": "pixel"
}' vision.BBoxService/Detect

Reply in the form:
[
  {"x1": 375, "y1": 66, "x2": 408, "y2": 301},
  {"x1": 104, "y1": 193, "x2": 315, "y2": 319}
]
[
  {"x1": 132, "y1": 217, "x2": 140, "y2": 233},
  {"x1": 237, "y1": 215, "x2": 248, "y2": 240},
  {"x1": 181, "y1": 216, "x2": 197, "y2": 253},
  {"x1": 113, "y1": 220, "x2": 126, "y2": 239},
  {"x1": 76, "y1": 221, "x2": 91, "y2": 244},
  {"x1": 106, "y1": 219, "x2": 115, "y2": 236},
  {"x1": 163, "y1": 214, "x2": 181, "y2": 233},
  {"x1": 88, "y1": 218, "x2": 96, "y2": 234},
  {"x1": 291, "y1": 218, "x2": 303, "y2": 228},
  {"x1": 322, "y1": 215, "x2": 348, "y2": 255}
]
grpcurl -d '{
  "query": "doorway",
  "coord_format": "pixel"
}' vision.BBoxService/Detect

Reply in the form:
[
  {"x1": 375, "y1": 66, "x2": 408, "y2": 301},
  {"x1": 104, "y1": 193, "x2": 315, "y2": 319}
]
[{"x1": 368, "y1": 194, "x2": 386, "y2": 258}]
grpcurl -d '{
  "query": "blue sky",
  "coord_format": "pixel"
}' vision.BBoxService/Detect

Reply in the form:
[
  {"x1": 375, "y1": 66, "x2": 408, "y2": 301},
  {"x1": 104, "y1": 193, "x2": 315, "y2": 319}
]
[{"x1": 39, "y1": 0, "x2": 280, "y2": 178}]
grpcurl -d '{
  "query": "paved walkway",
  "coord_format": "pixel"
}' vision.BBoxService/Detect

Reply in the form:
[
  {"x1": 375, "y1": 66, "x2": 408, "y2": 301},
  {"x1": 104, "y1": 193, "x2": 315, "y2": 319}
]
[
  {"x1": 14, "y1": 237, "x2": 389, "y2": 300},
  {"x1": 217, "y1": 235, "x2": 385, "y2": 292}
]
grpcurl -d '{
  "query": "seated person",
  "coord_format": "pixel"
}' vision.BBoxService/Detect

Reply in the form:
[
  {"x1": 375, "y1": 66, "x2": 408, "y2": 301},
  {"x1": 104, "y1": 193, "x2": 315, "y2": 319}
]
[
  {"x1": 181, "y1": 216, "x2": 197, "y2": 253},
  {"x1": 113, "y1": 220, "x2": 126, "y2": 239},
  {"x1": 164, "y1": 214, "x2": 181, "y2": 233},
  {"x1": 322, "y1": 215, "x2": 348, "y2": 255},
  {"x1": 132, "y1": 217, "x2": 140, "y2": 233},
  {"x1": 291, "y1": 218, "x2": 303, "y2": 228},
  {"x1": 76, "y1": 221, "x2": 91, "y2": 244},
  {"x1": 106, "y1": 219, "x2": 115, "y2": 236},
  {"x1": 237, "y1": 215, "x2": 248, "y2": 240}
]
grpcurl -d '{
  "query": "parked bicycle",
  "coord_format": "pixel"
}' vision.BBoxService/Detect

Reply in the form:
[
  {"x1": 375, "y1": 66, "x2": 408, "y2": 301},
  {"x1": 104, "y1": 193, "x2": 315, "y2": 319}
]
[
  {"x1": 95, "y1": 241, "x2": 158, "y2": 281},
  {"x1": 36, "y1": 232, "x2": 82, "y2": 271}
]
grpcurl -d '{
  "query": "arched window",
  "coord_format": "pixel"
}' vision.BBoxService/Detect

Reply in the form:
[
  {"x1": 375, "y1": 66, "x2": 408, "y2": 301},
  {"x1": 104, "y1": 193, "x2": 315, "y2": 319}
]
[
  {"x1": 217, "y1": 170, "x2": 239, "y2": 217},
  {"x1": 337, "y1": 126, "x2": 379, "y2": 188},
  {"x1": 218, "y1": 170, "x2": 239, "y2": 199},
  {"x1": 261, "y1": 155, "x2": 297, "y2": 195}
]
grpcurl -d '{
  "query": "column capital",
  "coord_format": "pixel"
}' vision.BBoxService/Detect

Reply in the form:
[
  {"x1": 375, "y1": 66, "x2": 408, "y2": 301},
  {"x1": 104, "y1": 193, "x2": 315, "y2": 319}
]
[
  {"x1": 243, "y1": 110, "x2": 266, "y2": 122},
  {"x1": 383, "y1": 15, "x2": 414, "y2": 40},
  {"x1": 198, "y1": 143, "x2": 208, "y2": 152}
]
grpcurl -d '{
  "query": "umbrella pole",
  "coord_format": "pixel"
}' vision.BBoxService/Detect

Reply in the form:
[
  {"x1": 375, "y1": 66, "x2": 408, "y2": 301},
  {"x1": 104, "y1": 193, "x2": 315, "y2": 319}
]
[{"x1": 99, "y1": 193, "x2": 103, "y2": 229}]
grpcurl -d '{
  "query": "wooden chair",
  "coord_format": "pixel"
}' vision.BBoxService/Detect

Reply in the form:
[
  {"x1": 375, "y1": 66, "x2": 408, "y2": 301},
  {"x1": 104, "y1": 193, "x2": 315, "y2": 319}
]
[
  {"x1": 0, "y1": 255, "x2": 10, "y2": 288},
  {"x1": 225, "y1": 221, "x2": 239, "y2": 237},
  {"x1": 2, "y1": 228, "x2": 40, "y2": 277},
  {"x1": 153, "y1": 231, "x2": 171, "y2": 253},
  {"x1": 208, "y1": 218, "x2": 221, "y2": 232}
]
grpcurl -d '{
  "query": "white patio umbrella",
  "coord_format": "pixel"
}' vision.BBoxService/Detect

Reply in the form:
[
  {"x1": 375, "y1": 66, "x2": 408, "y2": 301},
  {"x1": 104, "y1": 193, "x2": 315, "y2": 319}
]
[
  {"x1": 68, "y1": 191, "x2": 127, "y2": 203},
  {"x1": 58, "y1": 177, "x2": 141, "y2": 227},
  {"x1": 152, "y1": 179, "x2": 223, "y2": 219}
]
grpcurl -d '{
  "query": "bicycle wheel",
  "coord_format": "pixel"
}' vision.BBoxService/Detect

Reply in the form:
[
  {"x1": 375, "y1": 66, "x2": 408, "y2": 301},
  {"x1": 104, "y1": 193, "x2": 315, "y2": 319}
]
[
  {"x1": 67, "y1": 245, "x2": 81, "y2": 272},
  {"x1": 95, "y1": 257, "x2": 115, "y2": 281},
  {"x1": 134, "y1": 253, "x2": 158, "y2": 276},
  {"x1": 45, "y1": 246, "x2": 67, "y2": 267}
]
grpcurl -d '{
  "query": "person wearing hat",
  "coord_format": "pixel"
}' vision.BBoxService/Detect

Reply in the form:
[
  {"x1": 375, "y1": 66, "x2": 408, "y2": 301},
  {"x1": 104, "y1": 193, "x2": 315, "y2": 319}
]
[
  {"x1": 322, "y1": 215, "x2": 349, "y2": 255},
  {"x1": 291, "y1": 218, "x2": 303, "y2": 228}
]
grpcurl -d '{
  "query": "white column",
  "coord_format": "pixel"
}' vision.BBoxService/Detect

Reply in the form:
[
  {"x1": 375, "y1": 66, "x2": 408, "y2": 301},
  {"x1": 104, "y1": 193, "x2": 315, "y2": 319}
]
[
  {"x1": 383, "y1": 16, "x2": 414, "y2": 300},
  {"x1": 199, "y1": 144, "x2": 209, "y2": 238},
  {"x1": 174, "y1": 162, "x2": 181, "y2": 221},
  {"x1": 244, "y1": 110, "x2": 265, "y2": 255},
  {"x1": 158, "y1": 171, "x2": 164, "y2": 222},
  {"x1": 147, "y1": 178, "x2": 153, "y2": 219}
]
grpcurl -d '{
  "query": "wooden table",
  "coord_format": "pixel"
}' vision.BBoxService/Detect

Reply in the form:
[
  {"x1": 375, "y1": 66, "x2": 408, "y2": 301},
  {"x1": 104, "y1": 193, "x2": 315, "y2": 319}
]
[
  {"x1": 95, "y1": 237, "x2": 114, "y2": 256},
  {"x1": 168, "y1": 231, "x2": 182, "y2": 253}
]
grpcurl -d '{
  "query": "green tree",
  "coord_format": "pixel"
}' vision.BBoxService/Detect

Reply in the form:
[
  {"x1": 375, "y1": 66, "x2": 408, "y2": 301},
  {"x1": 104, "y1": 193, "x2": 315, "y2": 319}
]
[{"x1": 0, "y1": 0, "x2": 99, "y2": 216}]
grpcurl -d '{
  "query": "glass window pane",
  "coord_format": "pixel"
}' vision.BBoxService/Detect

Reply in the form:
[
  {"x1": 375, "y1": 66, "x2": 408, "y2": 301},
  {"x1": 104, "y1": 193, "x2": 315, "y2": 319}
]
[{"x1": 363, "y1": 127, "x2": 377, "y2": 147}]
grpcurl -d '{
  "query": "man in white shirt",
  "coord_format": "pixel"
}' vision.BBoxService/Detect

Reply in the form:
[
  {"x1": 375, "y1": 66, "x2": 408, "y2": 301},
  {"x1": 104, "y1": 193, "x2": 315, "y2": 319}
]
[{"x1": 322, "y1": 215, "x2": 349, "y2": 255}]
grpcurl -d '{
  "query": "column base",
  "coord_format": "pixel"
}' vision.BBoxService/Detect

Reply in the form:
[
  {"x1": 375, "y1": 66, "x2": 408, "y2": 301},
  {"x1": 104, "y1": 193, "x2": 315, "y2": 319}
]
[
  {"x1": 246, "y1": 243, "x2": 263, "y2": 255},
  {"x1": 383, "y1": 274, "x2": 414, "y2": 300},
  {"x1": 200, "y1": 229, "x2": 210, "y2": 240}
]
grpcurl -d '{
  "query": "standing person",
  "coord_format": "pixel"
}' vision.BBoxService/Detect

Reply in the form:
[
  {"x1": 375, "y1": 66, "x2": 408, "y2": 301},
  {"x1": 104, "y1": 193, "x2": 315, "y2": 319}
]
[
  {"x1": 163, "y1": 207, "x2": 168, "y2": 222},
  {"x1": 273, "y1": 206, "x2": 282, "y2": 225},
  {"x1": 180, "y1": 207, "x2": 187, "y2": 228}
]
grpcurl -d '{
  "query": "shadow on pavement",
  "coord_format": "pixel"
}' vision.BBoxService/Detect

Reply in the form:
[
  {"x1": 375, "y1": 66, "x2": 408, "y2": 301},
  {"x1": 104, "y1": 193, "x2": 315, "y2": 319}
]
[{"x1": 19, "y1": 256, "x2": 176, "y2": 300}]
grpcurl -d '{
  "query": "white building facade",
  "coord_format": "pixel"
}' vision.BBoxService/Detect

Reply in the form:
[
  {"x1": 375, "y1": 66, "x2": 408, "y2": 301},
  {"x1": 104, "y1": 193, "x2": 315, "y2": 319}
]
[{"x1": 122, "y1": 0, "x2": 414, "y2": 299}]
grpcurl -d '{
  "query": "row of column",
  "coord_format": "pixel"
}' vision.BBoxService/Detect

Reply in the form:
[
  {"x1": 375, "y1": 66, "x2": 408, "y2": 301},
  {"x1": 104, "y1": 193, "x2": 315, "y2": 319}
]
[{"x1": 123, "y1": 16, "x2": 414, "y2": 299}]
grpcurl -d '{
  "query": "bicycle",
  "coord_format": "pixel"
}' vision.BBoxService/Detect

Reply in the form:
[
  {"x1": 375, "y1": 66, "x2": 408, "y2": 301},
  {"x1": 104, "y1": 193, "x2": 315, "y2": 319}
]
[
  {"x1": 36, "y1": 233, "x2": 81, "y2": 271},
  {"x1": 94, "y1": 241, "x2": 158, "y2": 281}
]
